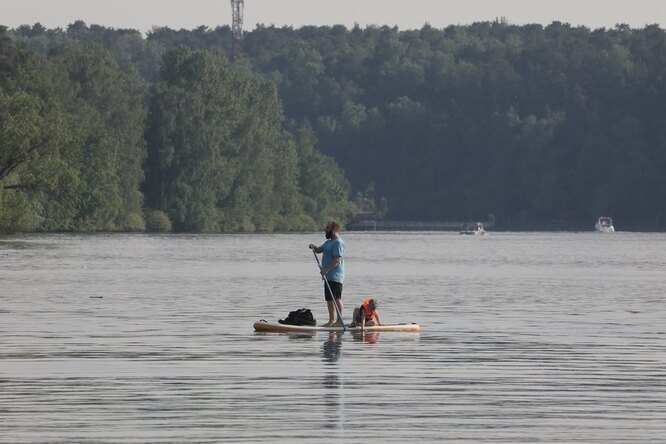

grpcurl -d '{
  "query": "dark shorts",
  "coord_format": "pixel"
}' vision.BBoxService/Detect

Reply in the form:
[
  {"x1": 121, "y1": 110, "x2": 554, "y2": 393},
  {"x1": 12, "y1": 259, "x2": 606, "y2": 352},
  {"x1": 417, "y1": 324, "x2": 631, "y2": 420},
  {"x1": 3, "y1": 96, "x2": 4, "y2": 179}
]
[{"x1": 324, "y1": 281, "x2": 343, "y2": 301}]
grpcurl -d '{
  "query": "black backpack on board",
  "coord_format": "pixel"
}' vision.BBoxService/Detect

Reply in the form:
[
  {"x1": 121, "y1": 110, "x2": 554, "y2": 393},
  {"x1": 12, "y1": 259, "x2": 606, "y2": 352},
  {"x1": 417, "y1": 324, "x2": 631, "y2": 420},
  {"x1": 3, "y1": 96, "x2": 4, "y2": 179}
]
[{"x1": 278, "y1": 308, "x2": 317, "y2": 326}]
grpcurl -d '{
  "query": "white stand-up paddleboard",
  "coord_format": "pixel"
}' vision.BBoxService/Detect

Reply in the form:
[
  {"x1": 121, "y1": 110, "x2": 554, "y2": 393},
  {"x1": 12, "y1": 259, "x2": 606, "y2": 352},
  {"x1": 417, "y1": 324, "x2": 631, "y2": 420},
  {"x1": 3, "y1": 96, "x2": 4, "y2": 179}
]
[{"x1": 253, "y1": 320, "x2": 421, "y2": 333}]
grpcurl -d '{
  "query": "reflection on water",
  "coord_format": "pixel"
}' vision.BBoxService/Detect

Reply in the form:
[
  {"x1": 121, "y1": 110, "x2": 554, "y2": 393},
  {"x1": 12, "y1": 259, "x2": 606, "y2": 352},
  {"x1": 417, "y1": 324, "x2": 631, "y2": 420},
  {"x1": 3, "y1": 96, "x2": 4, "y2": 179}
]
[
  {"x1": 322, "y1": 332, "x2": 344, "y2": 434},
  {"x1": 322, "y1": 332, "x2": 343, "y2": 363},
  {"x1": 352, "y1": 331, "x2": 381, "y2": 344},
  {"x1": 1, "y1": 232, "x2": 666, "y2": 443}
]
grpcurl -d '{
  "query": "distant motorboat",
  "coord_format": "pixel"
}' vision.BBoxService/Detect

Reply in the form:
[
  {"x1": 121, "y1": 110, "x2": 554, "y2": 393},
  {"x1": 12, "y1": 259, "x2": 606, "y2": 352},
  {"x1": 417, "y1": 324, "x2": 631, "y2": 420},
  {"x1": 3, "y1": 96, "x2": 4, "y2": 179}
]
[
  {"x1": 460, "y1": 222, "x2": 486, "y2": 235},
  {"x1": 595, "y1": 217, "x2": 615, "y2": 233}
]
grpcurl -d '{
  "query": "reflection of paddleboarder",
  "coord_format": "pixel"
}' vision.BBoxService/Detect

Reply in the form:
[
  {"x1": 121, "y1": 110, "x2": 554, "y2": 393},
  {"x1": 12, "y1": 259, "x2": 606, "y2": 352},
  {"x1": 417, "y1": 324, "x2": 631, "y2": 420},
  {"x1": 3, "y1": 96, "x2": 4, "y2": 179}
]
[
  {"x1": 353, "y1": 331, "x2": 380, "y2": 344},
  {"x1": 309, "y1": 221, "x2": 345, "y2": 327},
  {"x1": 322, "y1": 332, "x2": 343, "y2": 363},
  {"x1": 350, "y1": 298, "x2": 382, "y2": 331}
]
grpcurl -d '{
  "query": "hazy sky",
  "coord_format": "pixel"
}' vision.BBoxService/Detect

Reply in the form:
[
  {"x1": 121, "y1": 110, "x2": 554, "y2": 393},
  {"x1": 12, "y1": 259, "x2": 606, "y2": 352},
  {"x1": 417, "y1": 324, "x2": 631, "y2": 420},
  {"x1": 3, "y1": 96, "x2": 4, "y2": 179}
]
[{"x1": 5, "y1": 0, "x2": 666, "y2": 32}]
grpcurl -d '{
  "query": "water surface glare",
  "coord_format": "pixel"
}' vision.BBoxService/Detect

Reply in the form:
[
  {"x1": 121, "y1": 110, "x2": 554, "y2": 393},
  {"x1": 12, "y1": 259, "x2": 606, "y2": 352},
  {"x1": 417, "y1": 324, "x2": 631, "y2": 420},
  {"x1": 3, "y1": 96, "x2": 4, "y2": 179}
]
[{"x1": 1, "y1": 232, "x2": 665, "y2": 442}]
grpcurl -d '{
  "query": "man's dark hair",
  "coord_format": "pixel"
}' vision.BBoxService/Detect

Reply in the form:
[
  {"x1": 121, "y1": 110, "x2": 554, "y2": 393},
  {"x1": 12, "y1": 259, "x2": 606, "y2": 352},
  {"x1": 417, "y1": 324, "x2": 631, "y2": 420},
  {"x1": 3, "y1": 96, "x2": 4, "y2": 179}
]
[{"x1": 327, "y1": 221, "x2": 340, "y2": 231}]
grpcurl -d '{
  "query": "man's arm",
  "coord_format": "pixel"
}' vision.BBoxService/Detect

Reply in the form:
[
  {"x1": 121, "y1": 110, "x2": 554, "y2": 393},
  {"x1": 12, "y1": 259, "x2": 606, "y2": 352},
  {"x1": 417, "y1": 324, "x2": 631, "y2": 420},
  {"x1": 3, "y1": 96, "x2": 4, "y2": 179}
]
[
  {"x1": 308, "y1": 244, "x2": 323, "y2": 254},
  {"x1": 320, "y1": 256, "x2": 340, "y2": 275}
]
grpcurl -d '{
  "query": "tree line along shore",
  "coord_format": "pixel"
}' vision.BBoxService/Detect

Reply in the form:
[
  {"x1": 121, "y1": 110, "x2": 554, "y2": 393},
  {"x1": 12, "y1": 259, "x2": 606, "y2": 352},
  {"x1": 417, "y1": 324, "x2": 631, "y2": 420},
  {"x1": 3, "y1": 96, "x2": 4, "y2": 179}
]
[{"x1": 2, "y1": 21, "x2": 665, "y2": 232}]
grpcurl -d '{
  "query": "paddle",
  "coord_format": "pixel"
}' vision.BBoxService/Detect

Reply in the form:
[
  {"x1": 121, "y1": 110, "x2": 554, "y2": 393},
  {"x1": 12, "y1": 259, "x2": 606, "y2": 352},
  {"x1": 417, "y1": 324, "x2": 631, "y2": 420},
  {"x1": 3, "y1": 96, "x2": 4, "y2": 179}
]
[{"x1": 311, "y1": 249, "x2": 346, "y2": 331}]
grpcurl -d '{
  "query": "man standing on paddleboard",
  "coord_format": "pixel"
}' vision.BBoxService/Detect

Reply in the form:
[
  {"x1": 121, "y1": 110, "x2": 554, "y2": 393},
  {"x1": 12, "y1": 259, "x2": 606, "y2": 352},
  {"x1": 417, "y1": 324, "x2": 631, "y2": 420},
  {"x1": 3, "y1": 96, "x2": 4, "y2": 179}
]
[{"x1": 309, "y1": 221, "x2": 345, "y2": 327}]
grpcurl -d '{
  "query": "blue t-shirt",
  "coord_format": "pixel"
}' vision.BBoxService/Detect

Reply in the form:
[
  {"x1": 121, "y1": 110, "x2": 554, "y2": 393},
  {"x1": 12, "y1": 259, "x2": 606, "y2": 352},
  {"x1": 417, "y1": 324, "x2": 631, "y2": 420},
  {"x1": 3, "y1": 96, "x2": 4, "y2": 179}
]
[{"x1": 321, "y1": 237, "x2": 345, "y2": 284}]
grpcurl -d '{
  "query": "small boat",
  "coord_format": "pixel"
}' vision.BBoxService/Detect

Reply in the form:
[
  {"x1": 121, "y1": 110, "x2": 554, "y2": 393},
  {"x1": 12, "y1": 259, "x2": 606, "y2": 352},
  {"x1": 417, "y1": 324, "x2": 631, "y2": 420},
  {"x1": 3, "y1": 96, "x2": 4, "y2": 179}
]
[
  {"x1": 254, "y1": 320, "x2": 421, "y2": 333},
  {"x1": 595, "y1": 217, "x2": 615, "y2": 233},
  {"x1": 460, "y1": 222, "x2": 486, "y2": 235}
]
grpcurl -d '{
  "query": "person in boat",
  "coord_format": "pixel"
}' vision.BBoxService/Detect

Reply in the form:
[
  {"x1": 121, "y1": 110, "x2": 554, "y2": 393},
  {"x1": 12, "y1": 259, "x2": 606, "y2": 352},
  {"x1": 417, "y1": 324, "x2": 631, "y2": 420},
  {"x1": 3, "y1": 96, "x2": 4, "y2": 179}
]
[
  {"x1": 350, "y1": 298, "x2": 382, "y2": 330},
  {"x1": 309, "y1": 221, "x2": 345, "y2": 327}
]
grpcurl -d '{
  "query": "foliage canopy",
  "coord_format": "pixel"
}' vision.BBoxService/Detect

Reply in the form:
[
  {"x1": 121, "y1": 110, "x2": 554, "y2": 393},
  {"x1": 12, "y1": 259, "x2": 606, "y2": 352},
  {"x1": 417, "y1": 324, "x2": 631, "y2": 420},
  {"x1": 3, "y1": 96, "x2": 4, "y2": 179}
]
[{"x1": 4, "y1": 21, "x2": 666, "y2": 231}]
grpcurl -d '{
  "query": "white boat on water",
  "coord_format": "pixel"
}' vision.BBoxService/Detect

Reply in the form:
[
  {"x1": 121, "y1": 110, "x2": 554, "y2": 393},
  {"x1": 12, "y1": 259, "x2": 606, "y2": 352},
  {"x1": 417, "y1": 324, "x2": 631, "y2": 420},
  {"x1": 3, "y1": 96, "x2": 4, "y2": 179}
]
[
  {"x1": 595, "y1": 217, "x2": 615, "y2": 233},
  {"x1": 460, "y1": 222, "x2": 486, "y2": 235}
]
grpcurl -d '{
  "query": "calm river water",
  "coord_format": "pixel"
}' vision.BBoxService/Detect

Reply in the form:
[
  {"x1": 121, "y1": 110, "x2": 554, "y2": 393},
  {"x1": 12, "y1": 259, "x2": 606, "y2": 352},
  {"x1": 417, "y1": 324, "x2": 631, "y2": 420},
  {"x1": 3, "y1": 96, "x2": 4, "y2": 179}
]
[{"x1": 1, "y1": 231, "x2": 665, "y2": 443}]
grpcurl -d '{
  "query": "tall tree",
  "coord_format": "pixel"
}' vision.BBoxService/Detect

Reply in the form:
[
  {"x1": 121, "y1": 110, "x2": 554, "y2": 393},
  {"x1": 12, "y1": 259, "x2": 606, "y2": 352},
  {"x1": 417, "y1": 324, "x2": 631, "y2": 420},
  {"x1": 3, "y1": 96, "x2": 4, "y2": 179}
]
[
  {"x1": 0, "y1": 45, "x2": 72, "y2": 232},
  {"x1": 144, "y1": 47, "x2": 344, "y2": 232},
  {"x1": 47, "y1": 42, "x2": 148, "y2": 230}
]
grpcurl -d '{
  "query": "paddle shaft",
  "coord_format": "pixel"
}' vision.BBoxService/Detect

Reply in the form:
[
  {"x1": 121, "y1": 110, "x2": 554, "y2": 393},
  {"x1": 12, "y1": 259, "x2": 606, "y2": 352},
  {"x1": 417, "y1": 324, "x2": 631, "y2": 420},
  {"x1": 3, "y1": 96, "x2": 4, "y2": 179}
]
[{"x1": 312, "y1": 249, "x2": 345, "y2": 330}]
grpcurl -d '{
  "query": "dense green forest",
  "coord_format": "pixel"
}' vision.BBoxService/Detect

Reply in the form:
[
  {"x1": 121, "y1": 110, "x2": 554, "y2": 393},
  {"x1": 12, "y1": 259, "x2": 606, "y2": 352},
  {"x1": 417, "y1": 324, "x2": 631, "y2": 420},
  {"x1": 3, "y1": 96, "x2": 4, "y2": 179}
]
[
  {"x1": 0, "y1": 24, "x2": 354, "y2": 232},
  {"x1": 2, "y1": 20, "x2": 666, "y2": 231}
]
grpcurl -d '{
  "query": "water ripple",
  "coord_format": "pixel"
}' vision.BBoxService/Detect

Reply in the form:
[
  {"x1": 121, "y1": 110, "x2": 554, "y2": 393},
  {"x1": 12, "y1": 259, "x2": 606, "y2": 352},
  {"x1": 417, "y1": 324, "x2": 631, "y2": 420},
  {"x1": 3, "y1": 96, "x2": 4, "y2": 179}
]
[{"x1": 2, "y1": 232, "x2": 665, "y2": 443}]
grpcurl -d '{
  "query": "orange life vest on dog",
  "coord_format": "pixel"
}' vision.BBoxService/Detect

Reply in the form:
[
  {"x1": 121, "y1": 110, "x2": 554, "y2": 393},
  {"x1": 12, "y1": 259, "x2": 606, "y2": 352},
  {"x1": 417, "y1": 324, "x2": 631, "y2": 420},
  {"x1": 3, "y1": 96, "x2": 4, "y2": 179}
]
[{"x1": 362, "y1": 299, "x2": 377, "y2": 321}]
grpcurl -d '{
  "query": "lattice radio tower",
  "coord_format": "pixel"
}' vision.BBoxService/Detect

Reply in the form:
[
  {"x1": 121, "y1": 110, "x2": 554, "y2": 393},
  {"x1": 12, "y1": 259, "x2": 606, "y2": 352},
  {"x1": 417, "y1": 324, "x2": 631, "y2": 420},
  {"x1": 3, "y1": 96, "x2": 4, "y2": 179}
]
[{"x1": 230, "y1": 0, "x2": 244, "y2": 61}]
